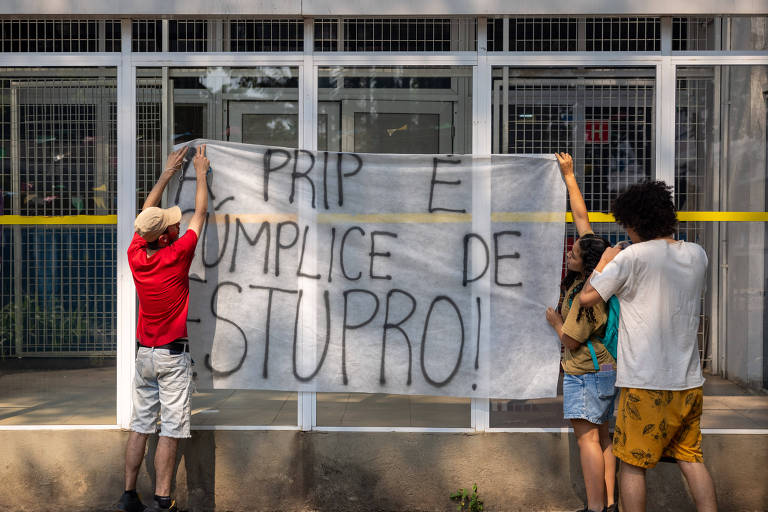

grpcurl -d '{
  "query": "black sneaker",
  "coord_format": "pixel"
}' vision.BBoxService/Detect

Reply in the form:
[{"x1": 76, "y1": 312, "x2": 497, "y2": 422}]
[
  {"x1": 144, "y1": 498, "x2": 179, "y2": 512},
  {"x1": 114, "y1": 491, "x2": 145, "y2": 512},
  {"x1": 603, "y1": 505, "x2": 618, "y2": 512}
]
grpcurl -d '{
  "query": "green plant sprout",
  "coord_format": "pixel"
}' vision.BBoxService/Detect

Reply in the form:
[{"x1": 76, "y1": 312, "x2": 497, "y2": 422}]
[{"x1": 450, "y1": 483, "x2": 483, "y2": 512}]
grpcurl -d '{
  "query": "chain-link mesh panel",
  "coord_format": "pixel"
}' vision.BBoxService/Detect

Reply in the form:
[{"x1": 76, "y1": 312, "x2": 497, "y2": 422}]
[
  {"x1": 169, "y1": 20, "x2": 208, "y2": 52},
  {"x1": 315, "y1": 18, "x2": 476, "y2": 51},
  {"x1": 229, "y1": 19, "x2": 303, "y2": 52},
  {"x1": 0, "y1": 71, "x2": 117, "y2": 356},
  {"x1": 8, "y1": 225, "x2": 116, "y2": 354},
  {"x1": 676, "y1": 66, "x2": 717, "y2": 369},
  {"x1": 673, "y1": 17, "x2": 717, "y2": 51},
  {"x1": 132, "y1": 20, "x2": 162, "y2": 52},
  {"x1": 494, "y1": 70, "x2": 655, "y2": 213},
  {"x1": 488, "y1": 17, "x2": 660, "y2": 52},
  {"x1": 8, "y1": 78, "x2": 117, "y2": 216},
  {"x1": 676, "y1": 67, "x2": 714, "y2": 212},
  {"x1": 136, "y1": 77, "x2": 162, "y2": 214},
  {"x1": 0, "y1": 19, "x2": 121, "y2": 52}
]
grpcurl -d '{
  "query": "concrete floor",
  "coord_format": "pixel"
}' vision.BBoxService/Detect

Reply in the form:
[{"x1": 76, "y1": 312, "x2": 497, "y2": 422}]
[{"x1": 0, "y1": 365, "x2": 765, "y2": 429}]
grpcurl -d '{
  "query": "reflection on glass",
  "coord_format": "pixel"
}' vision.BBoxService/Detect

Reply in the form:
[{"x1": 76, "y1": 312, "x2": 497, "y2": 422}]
[
  {"x1": 242, "y1": 113, "x2": 297, "y2": 147},
  {"x1": 354, "y1": 112, "x2": 440, "y2": 154},
  {"x1": 319, "y1": 66, "x2": 472, "y2": 156},
  {"x1": 0, "y1": 68, "x2": 117, "y2": 425}
]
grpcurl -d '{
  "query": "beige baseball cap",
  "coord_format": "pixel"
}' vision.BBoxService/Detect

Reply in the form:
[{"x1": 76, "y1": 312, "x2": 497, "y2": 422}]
[{"x1": 134, "y1": 206, "x2": 182, "y2": 242}]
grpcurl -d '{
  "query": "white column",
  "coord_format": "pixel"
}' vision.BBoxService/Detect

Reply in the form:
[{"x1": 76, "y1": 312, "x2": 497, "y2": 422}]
[
  {"x1": 116, "y1": 19, "x2": 138, "y2": 429},
  {"x1": 471, "y1": 18, "x2": 491, "y2": 432},
  {"x1": 297, "y1": 18, "x2": 318, "y2": 431},
  {"x1": 655, "y1": 58, "x2": 676, "y2": 190}
]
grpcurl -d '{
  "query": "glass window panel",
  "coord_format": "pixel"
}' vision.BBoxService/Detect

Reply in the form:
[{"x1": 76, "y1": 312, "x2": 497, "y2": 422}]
[
  {"x1": 315, "y1": 18, "x2": 476, "y2": 52},
  {"x1": 353, "y1": 112, "x2": 439, "y2": 154},
  {"x1": 486, "y1": 17, "x2": 660, "y2": 52},
  {"x1": 316, "y1": 66, "x2": 472, "y2": 427},
  {"x1": 136, "y1": 67, "x2": 300, "y2": 426},
  {"x1": 677, "y1": 65, "x2": 768, "y2": 396},
  {"x1": 241, "y1": 113, "x2": 297, "y2": 147},
  {"x1": 0, "y1": 68, "x2": 117, "y2": 425},
  {"x1": 489, "y1": 66, "x2": 656, "y2": 426},
  {"x1": 727, "y1": 17, "x2": 768, "y2": 50}
]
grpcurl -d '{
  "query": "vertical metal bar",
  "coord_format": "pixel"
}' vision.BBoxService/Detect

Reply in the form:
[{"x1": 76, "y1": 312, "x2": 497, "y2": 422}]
[
  {"x1": 96, "y1": 80, "x2": 110, "y2": 215},
  {"x1": 573, "y1": 80, "x2": 585, "y2": 181},
  {"x1": 337, "y1": 18, "x2": 344, "y2": 52},
  {"x1": 492, "y1": 79, "x2": 500, "y2": 154},
  {"x1": 161, "y1": 20, "x2": 169, "y2": 53},
  {"x1": 298, "y1": 17, "x2": 318, "y2": 431},
  {"x1": 10, "y1": 84, "x2": 23, "y2": 357},
  {"x1": 656, "y1": 59, "x2": 676, "y2": 192},
  {"x1": 709, "y1": 65, "x2": 722, "y2": 374},
  {"x1": 161, "y1": 67, "x2": 169, "y2": 206},
  {"x1": 158, "y1": 21, "x2": 169, "y2": 207},
  {"x1": 764, "y1": 90, "x2": 768, "y2": 389},
  {"x1": 661, "y1": 17, "x2": 673, "y2": 55},
  {"x1": 719, "y1": 51, "x2": 730, "y2": 376},
  {"x1": 471, "y1": 18, "x2": 491, "y2": 432},
  {"x1": 99, "y1": 20, "x2": 106, "y2": 52},
  {"x1": 116, "y1": 18, "x2": 137, "y2": 429},
  {"x1": 500, "y1": 21, "x2": 509, "y2": 155}
]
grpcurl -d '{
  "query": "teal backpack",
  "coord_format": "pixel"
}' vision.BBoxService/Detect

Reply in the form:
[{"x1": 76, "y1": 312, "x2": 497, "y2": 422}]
[
  {"x1": 567, "y1": 293, "x2": 620, "y2": 371},
  {"x1": 587, "y1": 295, "x2": 620, "y2": 370}
]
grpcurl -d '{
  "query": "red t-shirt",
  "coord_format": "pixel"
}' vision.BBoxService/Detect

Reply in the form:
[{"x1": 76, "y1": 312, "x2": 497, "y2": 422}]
[{"x1": 127, "y1": 230, "x2": 199, "y2": 347}]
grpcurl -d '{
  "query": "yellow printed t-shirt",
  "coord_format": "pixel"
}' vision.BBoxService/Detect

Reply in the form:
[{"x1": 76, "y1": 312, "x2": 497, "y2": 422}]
[{"x1": 560, "y1": 278, "x2": 615, "y2": 375}]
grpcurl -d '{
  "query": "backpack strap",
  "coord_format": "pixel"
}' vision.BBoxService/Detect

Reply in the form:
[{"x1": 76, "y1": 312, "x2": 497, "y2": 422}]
[{"x1": 586, "y1": 340, "x2": 600, "y2": 371}]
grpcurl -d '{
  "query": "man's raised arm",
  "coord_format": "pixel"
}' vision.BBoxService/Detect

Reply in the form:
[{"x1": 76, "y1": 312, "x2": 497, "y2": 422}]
[
  {"x1": 580, "y1": 245, "x2": 622, "y2": 307},
  {"x1": 186, "y1": 144, "x2": 209, "y2": 238},
  {"x1": 141, "y1": 146, "x2": 189, "y2": 211}
]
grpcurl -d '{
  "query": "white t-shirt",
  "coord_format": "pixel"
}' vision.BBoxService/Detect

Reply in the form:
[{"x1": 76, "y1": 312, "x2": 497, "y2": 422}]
[{"x1": 590, "y1": 239, "x2": 707, "y2": 390}]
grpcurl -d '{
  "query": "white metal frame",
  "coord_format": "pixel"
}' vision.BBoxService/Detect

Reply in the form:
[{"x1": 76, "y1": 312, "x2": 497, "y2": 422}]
[{"x1": 1, "y1": 15, "x2": 768, "y2": 433}]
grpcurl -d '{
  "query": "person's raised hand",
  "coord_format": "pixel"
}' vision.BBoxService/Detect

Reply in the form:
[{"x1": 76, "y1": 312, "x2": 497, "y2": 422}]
[
  {"x1": 193, "y1": 144, "x2": 209, "y2": 177},
  {"x1": 164, "y1": 145, "x2": 189, "y2": 174},
  {"x1": 555, "y1": 152, "x2": 574, "y2": 179},
  {"x1": 545, "y1": 307, "x2": 562, "y2": 329}
]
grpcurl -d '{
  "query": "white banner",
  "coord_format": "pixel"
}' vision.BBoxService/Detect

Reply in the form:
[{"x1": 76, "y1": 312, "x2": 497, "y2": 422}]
[{"x1": 168, "y1": 140, "x2": 566, "y2": 399}]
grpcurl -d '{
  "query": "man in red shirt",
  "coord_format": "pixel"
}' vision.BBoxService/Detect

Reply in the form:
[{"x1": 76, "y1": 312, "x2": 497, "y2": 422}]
[{"x1": 116, "y1": 144, "x2": 209, "y2": 512}]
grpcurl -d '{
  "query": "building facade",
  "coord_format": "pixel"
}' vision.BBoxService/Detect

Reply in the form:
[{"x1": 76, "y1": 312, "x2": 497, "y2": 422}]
[{"x1": 1, "y1": 2, "x2": 767, "y2": 510}]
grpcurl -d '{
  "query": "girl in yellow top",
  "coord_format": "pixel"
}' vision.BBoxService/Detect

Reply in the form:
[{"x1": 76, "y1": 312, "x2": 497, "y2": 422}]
[{"x1": 545, "y1": 153, "x2": 618, "y2": 512}]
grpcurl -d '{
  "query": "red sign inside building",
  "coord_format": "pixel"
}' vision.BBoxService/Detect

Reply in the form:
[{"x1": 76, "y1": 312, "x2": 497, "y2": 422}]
[{"x1": 585, "y1": 121, "x2": 610, "y2": 143}]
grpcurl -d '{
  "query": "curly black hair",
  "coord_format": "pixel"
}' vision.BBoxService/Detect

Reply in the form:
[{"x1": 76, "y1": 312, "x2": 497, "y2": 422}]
[
  {"x1": 561, "y1": 234, "x2": 610, "y2": 324},
  {"x1": 611, "y1": 180, "x2": 678, "y2": 241}
]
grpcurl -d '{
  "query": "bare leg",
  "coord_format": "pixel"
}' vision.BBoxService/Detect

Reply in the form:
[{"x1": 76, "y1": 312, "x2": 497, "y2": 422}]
[
  {"x1": 598, "y1": 422, "x2": 616, "y2": 507},
  {"x1": 154, "y1": 436, "x2": 180, "y2": 497},
  {"x1": 678, "y1": 461, "x2": 717, "y2": 512},
  {"x1": 572, "y1": 419, "x2": 606, "y2": 511},
  {"x1": 619, "y1": 461, "x2": 647, "y2": 512},
  {"x1": 124, "y1": 431, "x2": 149, "y2": 491}
]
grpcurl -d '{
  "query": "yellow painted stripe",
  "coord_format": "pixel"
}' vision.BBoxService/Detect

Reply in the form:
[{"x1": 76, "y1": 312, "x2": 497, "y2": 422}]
[
  {"x1": 494, "y1": 212, "x2": 566, "y2": 223},
  {"x1": 2, "y1": 211, "x2": 768, "y2": 225},
  {"x1": 318, "y1": 212, "x2": 472, "y2": 224},
  {"x1": 677, "y1": 211, "x2": 768, "y2": 222},
  {"x1": 0, "y1": 215, "x2": 117, "y2": 225},
  {"x1": 187, "y1": 213, "x2": 298, "y2": 223}
]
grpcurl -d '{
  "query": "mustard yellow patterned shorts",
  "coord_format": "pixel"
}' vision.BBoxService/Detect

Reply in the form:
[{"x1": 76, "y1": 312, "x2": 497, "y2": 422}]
[{"x1": 612, "y1": 387, "x2": 704, "y2": 469}]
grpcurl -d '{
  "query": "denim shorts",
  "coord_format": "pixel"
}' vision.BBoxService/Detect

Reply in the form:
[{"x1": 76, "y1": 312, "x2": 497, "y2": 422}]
[
  {"x1": 563, "y1": 370, "x2": 618, "y2": 425},
  {"x1": 130, "y1": 346, "x2": 193, "y2": 438}
]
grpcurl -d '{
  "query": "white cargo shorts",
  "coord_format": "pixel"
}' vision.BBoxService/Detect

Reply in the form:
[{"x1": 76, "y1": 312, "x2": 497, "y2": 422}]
[{"x1": 130, "y1": 345, "x2": 192, "y2": 438}]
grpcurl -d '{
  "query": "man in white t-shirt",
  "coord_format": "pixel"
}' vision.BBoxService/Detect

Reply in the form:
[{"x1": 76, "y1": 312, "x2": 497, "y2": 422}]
[{"x1": 579, "y1": 181, "x2": 717, "y2": 512}]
